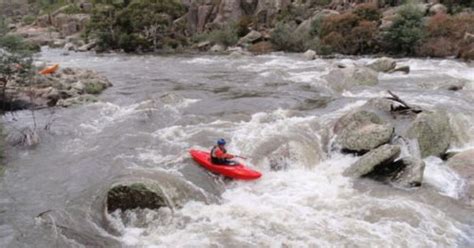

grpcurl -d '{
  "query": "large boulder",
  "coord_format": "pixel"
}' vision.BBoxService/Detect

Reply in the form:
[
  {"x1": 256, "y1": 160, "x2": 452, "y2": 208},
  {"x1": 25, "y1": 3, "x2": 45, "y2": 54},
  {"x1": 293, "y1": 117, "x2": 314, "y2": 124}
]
[
  {"x1": 210, "y1": 44, "x2": 225, "y2": 52},
  {"x1": 448, "y1": 149, "x2": 474, "y2": 205},
  {"x1": 334, "y1": 110, "x2": 384, "y2": 134},
  {"x1": 238, "y1": 30, "x2": 262, "y2": 45},
  {"x1": 303, "y1": 49, "x2": 317, "y2": 60},
  {"x1": 343, "y1": 144, "x2": 401, "y2": 178},
  {"x1": 405, "y1": 111, "x2": 452, "y2": 158},
  {"x1": 337, "y1": 123, "x2": 394, "y2": 153},
  {"x1": 392, "y1": 157, "x2": 425, "y2": 187},
  {"x1": 324, "y1": 65, "x2": 379, "y2": 92},
  {"x1": 107, "y1": 183, "x2": 168, "y2": 213},
  {"x1": 367, "y1": 57, "x2": 397, "y2": 73}
]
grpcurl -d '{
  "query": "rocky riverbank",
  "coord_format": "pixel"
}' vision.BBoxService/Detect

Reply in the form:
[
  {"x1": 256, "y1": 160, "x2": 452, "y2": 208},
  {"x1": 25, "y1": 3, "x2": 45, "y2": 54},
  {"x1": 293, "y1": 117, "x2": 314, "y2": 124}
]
[
  {"x1": 3, "y1": 65, "x2": 112, "y2": 111},
  {"x1": 3, "y1": 1, "x2": 473, "y2": 59}
]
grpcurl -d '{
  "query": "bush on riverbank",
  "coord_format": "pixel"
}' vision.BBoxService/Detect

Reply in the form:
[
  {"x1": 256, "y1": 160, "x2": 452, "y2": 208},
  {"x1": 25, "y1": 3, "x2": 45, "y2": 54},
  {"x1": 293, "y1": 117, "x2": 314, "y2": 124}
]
[
  {"x1": 382, "y1": 4, "x2": 425, "y2": 56},
  {"x1": 0, "y1": 35, "x2": 41, "y2": 54},
  {"x1": 318, "y1": 4, "x2": 381, "y2": 55},
  {"x1": 86, "y1": 0, "x2": 185, "y2": 52},
  {"x1": 417, "y1": 13, "x2": 474, "y2": 58}
]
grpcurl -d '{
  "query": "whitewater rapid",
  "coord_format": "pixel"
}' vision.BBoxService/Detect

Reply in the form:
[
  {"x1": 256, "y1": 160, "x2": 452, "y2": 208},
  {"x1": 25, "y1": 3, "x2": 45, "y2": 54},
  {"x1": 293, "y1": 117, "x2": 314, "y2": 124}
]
[{"x1": 1, "y1": 49, "x2": 473, "y2": 247}]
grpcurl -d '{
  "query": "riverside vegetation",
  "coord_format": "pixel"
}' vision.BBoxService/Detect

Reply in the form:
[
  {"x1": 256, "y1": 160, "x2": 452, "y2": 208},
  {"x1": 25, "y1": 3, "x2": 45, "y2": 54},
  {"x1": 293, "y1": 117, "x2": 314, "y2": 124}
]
[{"x1": 0, "y1": 0, "x2": 472, "y2": 59}]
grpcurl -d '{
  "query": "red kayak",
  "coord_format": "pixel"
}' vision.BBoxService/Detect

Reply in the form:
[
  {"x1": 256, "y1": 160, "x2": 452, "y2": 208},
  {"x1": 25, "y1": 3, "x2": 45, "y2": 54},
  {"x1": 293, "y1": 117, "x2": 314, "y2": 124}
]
[{"x1": 189, "y1": 149, "x2": 262, "y2": 180}]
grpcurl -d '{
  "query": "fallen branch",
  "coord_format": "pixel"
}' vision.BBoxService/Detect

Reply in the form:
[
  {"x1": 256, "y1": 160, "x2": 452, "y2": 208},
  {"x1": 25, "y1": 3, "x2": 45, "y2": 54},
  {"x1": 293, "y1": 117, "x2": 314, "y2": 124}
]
[{"x1": 386, "y1": 90, "x2": 422, "y2": 114}]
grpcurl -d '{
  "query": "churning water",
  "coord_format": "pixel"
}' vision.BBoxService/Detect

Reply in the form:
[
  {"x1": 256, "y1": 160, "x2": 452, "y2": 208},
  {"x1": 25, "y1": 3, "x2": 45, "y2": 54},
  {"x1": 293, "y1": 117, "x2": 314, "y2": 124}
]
[{"x1": 0, "y1": 49, "x2": 473, "y2": 247}]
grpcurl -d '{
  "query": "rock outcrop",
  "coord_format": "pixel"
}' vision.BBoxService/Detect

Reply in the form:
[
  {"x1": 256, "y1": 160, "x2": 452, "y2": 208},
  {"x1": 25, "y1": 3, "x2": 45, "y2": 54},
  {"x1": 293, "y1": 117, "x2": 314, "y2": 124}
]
[
  {"x1": 343, "y1": 144, "x2": 401, "y2": 178},
  {"x1": 185, "y1": 0, "x2": 292, "y2": 34},
  {"x1": 334, "y1": 110, "x2": 384, "y2": 134},
  {"x1": 3, "y1": 67, "x2": 112, "y2": 110},
  {"x1": 335, "y1": 92, "x2": 455, "y2": 188},
  {"x1": 337, "y1": 123, "x2": 394, "y2": 153},
  {"x1": 405, "y1": 111, "x2": 452, "y2": 158},
  {"x1": 367, "y1": 57, "x2": 397, "y2": 73},
  {"x1": 107, "y1": 183, "x2": 168, "y2": 212},
  {"x1": 303, "y1": 49, "x2": 317, "y2": 60},
  {"x1": 324, "y1": 64, "x2": 379, "y2": 92}
]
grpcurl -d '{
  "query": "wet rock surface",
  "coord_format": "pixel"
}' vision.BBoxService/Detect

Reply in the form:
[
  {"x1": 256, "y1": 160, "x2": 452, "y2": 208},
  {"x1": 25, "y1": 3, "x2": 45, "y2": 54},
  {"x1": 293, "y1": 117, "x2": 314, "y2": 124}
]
[
  {"x1": 344, "y1": 144, "x2": 401, "y2": 178},
  {"x1": 324, "y1": 64, "x2": 379, "y2": 92},
  {"x1": 337, "y1": 123, "x2": 394, "y2": 153},
  {"x1": 405, "y1": 111, "x2": 452, "y2": 158},
  {"x1": 448, "y1": 149, "x2": 474, "y2": 206},
  {"x1": 4, "y1": 67, "x2": 112, "y2": 110},
  {"x1": 107, "y1": 183, "x2": 168, "y2": 212}
]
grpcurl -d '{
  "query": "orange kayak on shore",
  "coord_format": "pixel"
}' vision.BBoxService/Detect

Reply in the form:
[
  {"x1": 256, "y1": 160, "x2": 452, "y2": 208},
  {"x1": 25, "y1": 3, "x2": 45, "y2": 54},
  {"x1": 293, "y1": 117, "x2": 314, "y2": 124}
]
[{"x1": 39, "y1": 64, "x2": 59, "y2": 75}]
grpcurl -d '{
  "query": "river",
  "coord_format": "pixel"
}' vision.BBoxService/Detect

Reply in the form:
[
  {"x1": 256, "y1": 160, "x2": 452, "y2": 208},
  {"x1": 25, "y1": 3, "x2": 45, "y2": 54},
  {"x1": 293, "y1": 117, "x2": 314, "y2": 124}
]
[{"x1": 0, "y1": 48, "x2": 473, "y2": 247}]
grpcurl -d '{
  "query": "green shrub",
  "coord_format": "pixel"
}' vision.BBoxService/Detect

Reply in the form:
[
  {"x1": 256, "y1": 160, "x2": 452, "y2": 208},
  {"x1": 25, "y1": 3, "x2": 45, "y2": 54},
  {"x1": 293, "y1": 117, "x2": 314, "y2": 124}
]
[
  {"x1": 0, "y1": 50, "x2": 34, "y2": 97},
  {"x1": 309, "y1": 15, "x2": 324, "y2": 36},
  {"x1": 207, "y1": 25, "x2": 239, "y2": 47},
  {"x1": 22, "y1": 15, "x2": 37, "y2": 25},
  {"x1": 0, "y1": 35, "x2": 40, "y2": 54},
  {"x1": 271, "y1": 22, "x2": 306, "y2": 52},
  {"x1": 307, "y1": 0, "x2": 332, "y2": 7},
  {"x1": 86, "y1": 0, "x2": 186, "y2": 52},
  {"x1": 383, "y1": 4, "x2": 424, "y2": 55},
  {"x1": 63, "y1": 4, "x2": 82, "y2": 14},
  {"x1": 84, "y1": 82, "x2": 105, "y2": 95}
]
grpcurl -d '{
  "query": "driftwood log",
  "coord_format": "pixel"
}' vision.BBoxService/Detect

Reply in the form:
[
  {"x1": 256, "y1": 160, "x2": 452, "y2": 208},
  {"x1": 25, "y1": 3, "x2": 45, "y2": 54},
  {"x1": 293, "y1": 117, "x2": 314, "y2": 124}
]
[{"x1": 386, "y1": 90, "x2": 422, "y2": 115}]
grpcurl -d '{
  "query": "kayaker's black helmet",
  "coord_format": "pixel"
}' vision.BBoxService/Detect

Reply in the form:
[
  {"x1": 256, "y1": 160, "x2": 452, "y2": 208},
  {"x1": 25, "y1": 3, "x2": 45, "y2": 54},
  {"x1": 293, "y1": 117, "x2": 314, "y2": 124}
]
[{"x1": 217, "y1": 138, "x2": 226, "y2": 145}]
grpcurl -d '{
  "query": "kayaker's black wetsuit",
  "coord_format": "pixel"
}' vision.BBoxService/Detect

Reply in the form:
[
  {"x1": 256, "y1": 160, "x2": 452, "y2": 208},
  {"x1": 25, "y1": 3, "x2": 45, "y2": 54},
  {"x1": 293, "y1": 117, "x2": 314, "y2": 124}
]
[{"x1": 210, "y1": 145, "x2": 235, "y2": 166}]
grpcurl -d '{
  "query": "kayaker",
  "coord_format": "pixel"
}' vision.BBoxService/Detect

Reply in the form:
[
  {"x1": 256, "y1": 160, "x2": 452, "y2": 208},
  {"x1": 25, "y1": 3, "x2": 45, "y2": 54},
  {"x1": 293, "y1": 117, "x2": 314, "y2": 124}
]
[{"x1": 210, "y1": 139, "x2": 235, "y2": 165}]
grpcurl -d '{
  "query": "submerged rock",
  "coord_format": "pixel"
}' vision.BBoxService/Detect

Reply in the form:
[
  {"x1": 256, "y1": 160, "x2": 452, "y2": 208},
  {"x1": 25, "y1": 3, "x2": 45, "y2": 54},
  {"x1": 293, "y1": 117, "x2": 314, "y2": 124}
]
[
  {"x1": 405, "y1": 111, "x2": 452, "y2": 158},
  {"x1": 324, "y1": 65, "x2": 379, "y2": 92},
  {"x1": 57, "y1": 94, "x2": 98, "y2": 107},
  {"x1": 107, "y1": 183, "x2": 168, "y2": 212},
  {"x1": 337, "y1": 123, "x2": 394, "y2": 153},
  {"x1": 389, "y1": 65, "x2": 410, "y2": 74},
  {"x1": 367, "y1": 57, "x2": 397, "y2": 73},
  {"x1": 344, "y1": 144, "x2": 401, "y2": 178},
  {"x1": 334, "y1": 110, "x2": 384, "y2": 134},
  {"x1": 7, "y1": 127, "x2": 40, "y2": 147}
]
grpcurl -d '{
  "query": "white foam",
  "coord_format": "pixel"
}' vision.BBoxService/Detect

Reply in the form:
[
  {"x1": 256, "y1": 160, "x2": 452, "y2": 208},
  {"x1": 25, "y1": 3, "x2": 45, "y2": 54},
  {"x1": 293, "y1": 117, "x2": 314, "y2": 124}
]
[
  {"x1": 423, "y1": 156, "x2": 466, "y2": 199},
  {"x1": 119, "y1": 153, "x2": 467, "y2": 247}
]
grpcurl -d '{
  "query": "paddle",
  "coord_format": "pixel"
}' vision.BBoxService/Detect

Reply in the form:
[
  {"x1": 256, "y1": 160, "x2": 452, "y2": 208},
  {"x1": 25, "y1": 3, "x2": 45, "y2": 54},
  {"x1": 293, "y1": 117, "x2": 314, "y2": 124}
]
[{"x1": 234, "y1": 155, "x2": 248, "y2": 160}]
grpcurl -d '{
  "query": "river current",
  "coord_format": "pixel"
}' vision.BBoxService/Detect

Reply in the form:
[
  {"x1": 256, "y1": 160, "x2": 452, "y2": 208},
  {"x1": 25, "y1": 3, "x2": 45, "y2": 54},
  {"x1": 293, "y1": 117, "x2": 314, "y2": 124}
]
[{"x1": 0, "y1": 48, "x2": 473, "y2": 247}]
